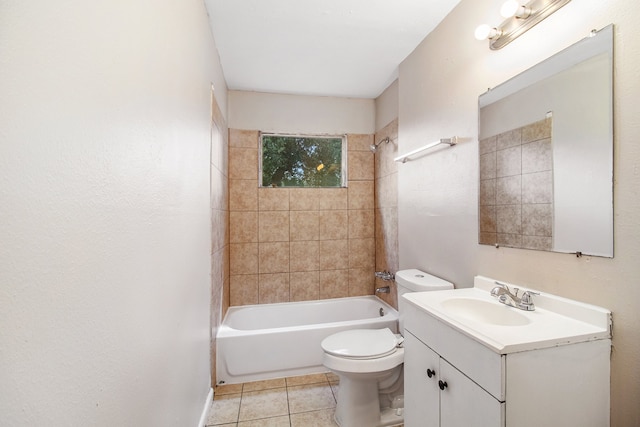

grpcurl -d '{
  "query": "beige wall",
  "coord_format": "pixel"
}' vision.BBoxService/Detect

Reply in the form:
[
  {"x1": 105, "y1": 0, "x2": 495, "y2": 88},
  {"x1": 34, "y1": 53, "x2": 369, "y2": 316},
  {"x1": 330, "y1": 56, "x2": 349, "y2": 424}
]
[
  {"x1": 0, "y1": 0, "x2": 227, "y2": 425},
  {"x1": 228, "y1": 131, "x2": 376, "y2": 304},
  {"x1": 398, "y1": 0, "x2": 640, "y2": 425}
]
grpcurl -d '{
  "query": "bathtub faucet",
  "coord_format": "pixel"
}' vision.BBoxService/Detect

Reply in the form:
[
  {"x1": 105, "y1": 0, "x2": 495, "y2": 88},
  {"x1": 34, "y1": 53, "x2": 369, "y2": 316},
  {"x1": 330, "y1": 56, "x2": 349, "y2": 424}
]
[
  {"x1": 374, "y1": 270, "x2": 395, "y2": 281},
  {"x1": 375, "y1": 286, "x2": 390, "y2": 294}
]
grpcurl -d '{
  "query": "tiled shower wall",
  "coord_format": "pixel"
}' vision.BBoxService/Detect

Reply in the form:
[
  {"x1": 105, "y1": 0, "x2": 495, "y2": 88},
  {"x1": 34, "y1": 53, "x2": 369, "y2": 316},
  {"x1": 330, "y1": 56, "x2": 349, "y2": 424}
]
[
  {"x1": 210, "y1": 94, "x2": 229, "y2": 385},
  {"x1": 228, "y1": 130, "x2": 376, "y2": 305},
  {"x1": 479, "y1": 117, "x2": 553, "y2": 250},
  {"x1": 374, "y1": 120, "x2": 399, "y2": 309}
]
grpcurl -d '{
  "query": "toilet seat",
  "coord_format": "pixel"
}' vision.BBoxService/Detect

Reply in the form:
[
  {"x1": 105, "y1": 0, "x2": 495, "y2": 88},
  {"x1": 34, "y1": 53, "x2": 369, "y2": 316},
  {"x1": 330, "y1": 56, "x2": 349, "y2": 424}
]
[{"x1": 321, "y1": 328, "x2": 400, "y2": 359}]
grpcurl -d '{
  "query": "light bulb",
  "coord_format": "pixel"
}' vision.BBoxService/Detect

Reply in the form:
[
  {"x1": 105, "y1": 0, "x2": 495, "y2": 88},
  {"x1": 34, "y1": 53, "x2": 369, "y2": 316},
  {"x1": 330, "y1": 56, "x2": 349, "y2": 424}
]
[
  {"x1": 474, "y1": 24, "x2": 501, "y2": 41},
  {"x1": 500, "y1": 0, "x2": 520, "y2": 18}
]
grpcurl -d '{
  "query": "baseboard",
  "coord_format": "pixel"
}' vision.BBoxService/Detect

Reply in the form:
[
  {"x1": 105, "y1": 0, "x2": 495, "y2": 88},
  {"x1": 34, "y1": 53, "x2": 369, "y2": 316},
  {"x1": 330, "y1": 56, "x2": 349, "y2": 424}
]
[{"x1": 197, "y1": 387, "x2": 214, "y2": 427}]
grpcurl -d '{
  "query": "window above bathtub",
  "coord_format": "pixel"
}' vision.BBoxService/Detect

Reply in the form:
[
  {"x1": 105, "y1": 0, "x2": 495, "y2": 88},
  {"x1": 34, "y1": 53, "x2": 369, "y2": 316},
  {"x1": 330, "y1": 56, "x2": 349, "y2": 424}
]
[{"x1": 259, "y1": 133, "x2": 347, "y2": 188}]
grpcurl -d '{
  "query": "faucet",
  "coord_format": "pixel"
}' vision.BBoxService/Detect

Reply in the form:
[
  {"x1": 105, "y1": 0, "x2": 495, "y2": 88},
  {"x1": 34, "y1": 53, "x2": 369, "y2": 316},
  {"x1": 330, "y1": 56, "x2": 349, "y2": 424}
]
[
  {"x1": 375, "y1": 270, "x2": 395, "y2": 281},
  {"x1": 490, "y1": 281, "x2": 539, "y2": 311}
]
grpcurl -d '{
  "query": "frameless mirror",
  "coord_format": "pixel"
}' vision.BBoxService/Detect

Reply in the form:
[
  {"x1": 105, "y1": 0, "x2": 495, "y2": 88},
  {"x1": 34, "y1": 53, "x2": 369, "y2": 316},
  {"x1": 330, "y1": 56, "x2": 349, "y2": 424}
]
[{"x1": 478, "y1": 25, "x2": 613, "y2": 257}]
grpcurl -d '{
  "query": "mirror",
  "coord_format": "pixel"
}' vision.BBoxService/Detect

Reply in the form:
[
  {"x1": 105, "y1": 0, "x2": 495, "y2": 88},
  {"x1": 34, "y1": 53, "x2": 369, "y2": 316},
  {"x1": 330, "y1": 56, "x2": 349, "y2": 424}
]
[{"x1": 478, "y1": 25, "x2": 613, "y2": 257}]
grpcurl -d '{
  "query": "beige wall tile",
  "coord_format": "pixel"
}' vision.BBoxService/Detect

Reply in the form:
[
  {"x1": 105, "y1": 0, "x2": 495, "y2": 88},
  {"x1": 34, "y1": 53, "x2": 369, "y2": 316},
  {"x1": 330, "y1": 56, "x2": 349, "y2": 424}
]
[
  {"x1": 259, "y1": 188, "x2": 290, "y2": 211},
  {"x1": 496, "y1": 146, "x2": 522, "y2": 178},
  {"x1": 348, "y1": 151, "x2": 374, "y2": 181},
  {"x1": 259, "y1": 273, "x2": 290, "y2": 304},
  {"x1": 319, "y1": 210, "x2": 348, "y2": 240},
  {"x1": 348, "y1": 210, "x2": 374, "y2": 239},
  {"x1": 496, "y1": 175, "x2": 522, "y2": 205},
  {"x1": 319, "y1": 239, "x2": 349, "y2": 270},
  {"x1": 229, "y1": 179, "x2": 257, "y2": 211},
  {"x1": 230, "y1": 243, "x2": 258, "y2": 275},
  {"x1": 496, "y1": 205, "x2": 522, "y2": 235},
  {"x1": 522, "y1": 171, "x2": 553, "y2": 204},
  {"x1": 289, "y1": 188, "x2": 320, "y2": 211},
  {"x1": 259, "y1": 211, "x2": 290, "y2": 242},
  {"x1": 229, "y1": 129, "x2": 259, "y2": 148},
  {"x1": 497, "y1": 233, "x2": 522, "y2": 247},
  {"x1": 211, "y1": 208, "x2": 227, "y2": 254},
  {"x1": 349, "y1": 238, "x2": 375, "y2": 269},
  {"x1": 521, "y1": 235, "x2": 552, "y2": 251},
  {"x1": 479, "y1": 232, "x2": 497, "y2": 246},
  {"x1": 258, "y1": 242, "x2": 290, "y2": 273},
  {"x1": 522, "y1": 203, "x2": 553, "y2": 236},
  {"x1": 479, "y1": 205, "x2": 497, "y2": 233},
  {"x1": 496, "y1": 128, "x2": 522, "y2": 150},
  {"x1": 319, "y1": 270, "x2": 349, "y2": 299},
  {"x1": 317, "y1": 188, "x2": 347, "y2": 210},
  {"x1": 230, "y1": 274, "x2": 258, "y2": 306},
  {"x1": 479, "y1": 135, "x2": 497, "y2": 155},
  {"x1": 348, "y1": 268, "x2": 374, "y2": 296},
  {"x1": 290, "y1": 211, "x2": 319, "y2": 241},
  {"x1": 375, "y1": 173, "x2": 397, "y2": 209},
  {"x1": 347, "y1": 181, "x2": 374, "y2": 210},
  {"x1": 480, "y1": 152, "x2": 497, "y2": 180},
  {"x1": 229, "y1": 147, "x2": 258, "y2": 180},
  {"x1": 290, "y1": 241, "x2": 319, "y2": 272},
  {"x1": 521, "y1": 117, "x2": 552, "y2": 143},
  {"x1": 522, "y1": 138, "x2": 552, "y2": 174},
  {"x1": 347, "y1": 134, "x2": 373, "y2": 152},
  {"x1": 374, "y1": 139, "x2": 398, "y2": 180},
  {"x1": 479, "y1": 178, "x2": 496, "y2": 206},
  {"x1": 230, "y1": 211, "x2": 258, "y2": 243},
  {"x1": 290, "y1": 271, "x2": 320, "y2": 302}
]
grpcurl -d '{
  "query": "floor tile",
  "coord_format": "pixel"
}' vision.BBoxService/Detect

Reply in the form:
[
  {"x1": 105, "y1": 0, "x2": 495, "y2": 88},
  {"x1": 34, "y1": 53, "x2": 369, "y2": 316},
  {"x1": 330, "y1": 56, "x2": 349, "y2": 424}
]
[
  {"x1": 242, "y1": 378, "x2": 287, "y2": 392},
  {"x1": 238, "y1": 387, "x2": 289, "y2": 421},
  {"x1": 290, "y1": 408, "x2": 339, "y2": 427},
  {"x1": 287, "y1": 384, "x2": 336, "y2": 414},
  {"x1": 207, "y1": 393, "x2": 241, "y2": 425},
  {"x1": 237, "y1": 415, "x2": 291, "y2": 426},
  {"x1": 215, "y1": 383, "x2": 243, "y2": 396},
  {"x1": 286, "y1": 373, "x2": 329, "y2": 387},
  {"x1": 325, "y1": 372, "x2": 340, "y2": 382}
]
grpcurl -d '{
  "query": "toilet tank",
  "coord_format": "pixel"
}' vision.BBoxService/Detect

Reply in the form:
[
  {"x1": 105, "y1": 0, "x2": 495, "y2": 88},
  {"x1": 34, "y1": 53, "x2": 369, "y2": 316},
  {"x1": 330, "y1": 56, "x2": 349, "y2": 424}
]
[{"x1": 396, "y1": 269, "x2": 453, "y2": 334}]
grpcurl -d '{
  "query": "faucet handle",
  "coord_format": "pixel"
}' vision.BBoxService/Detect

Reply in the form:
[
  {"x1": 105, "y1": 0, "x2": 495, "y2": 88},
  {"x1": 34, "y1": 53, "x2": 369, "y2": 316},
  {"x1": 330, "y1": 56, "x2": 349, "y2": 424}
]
[{"x1": 519, "y1": 290, "x2": 540, "y2": 310}]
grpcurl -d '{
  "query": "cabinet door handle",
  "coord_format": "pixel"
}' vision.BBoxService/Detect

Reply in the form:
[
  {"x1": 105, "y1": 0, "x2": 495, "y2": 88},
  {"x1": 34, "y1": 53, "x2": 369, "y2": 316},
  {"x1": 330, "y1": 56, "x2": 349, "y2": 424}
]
[
  {"x1": 438, "y1": 380, "x2": 448, "y2": 391},
  {"x1": 427, "y1": 369, "x2": 435, "y2": 378}
]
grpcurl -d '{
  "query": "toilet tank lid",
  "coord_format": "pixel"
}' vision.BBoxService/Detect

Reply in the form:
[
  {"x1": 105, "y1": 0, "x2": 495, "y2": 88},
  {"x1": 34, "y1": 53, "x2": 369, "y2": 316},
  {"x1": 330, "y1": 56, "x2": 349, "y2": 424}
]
[{"x1": 395, "y1": 269, "x2": 453, "y2": 291}]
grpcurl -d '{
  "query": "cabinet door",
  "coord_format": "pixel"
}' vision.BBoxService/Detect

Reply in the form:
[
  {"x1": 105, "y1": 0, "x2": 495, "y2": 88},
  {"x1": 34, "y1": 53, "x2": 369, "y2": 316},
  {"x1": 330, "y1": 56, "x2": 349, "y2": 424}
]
[
  {"x1": 439, "y1": 359, "x2": 505, "y2": 427},
  {"x1": 404, "y1": 331, "x2": 440, "y2": 427}
]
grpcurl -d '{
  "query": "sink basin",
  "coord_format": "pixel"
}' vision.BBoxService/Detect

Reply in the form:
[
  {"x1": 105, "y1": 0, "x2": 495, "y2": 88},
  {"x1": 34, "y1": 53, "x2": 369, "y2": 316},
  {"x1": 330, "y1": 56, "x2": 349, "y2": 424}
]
[{"x1": 440, "y1": 297, "x2": 531, "y2": 326}]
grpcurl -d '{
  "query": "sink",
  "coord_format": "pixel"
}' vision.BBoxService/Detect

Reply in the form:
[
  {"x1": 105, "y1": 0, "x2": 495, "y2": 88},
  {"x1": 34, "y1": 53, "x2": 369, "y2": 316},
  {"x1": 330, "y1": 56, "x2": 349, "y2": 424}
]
[{"x1": 440, "y1": 297, "x2": 531, "y2": 326}]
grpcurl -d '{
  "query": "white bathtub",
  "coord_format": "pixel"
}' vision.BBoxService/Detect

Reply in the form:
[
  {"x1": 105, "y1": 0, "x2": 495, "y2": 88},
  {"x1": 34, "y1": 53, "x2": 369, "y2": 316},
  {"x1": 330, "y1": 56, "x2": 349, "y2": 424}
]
[{"x1": 216, "y1": 296, "x2": 399, "y2": 384}]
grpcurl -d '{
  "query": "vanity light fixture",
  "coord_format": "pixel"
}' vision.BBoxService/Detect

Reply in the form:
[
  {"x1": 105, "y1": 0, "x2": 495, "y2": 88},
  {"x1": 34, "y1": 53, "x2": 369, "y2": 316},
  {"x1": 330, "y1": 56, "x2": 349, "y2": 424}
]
[{"x1": 475, "y1": 0, "x2": 571, "y2": 50}]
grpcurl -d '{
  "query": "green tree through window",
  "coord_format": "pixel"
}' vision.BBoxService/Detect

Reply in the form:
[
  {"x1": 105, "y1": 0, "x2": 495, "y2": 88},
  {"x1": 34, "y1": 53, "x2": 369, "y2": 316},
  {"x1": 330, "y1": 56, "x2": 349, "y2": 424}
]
[{"x1": 260, "y1": 134, "x2": 345, "y2": 187}]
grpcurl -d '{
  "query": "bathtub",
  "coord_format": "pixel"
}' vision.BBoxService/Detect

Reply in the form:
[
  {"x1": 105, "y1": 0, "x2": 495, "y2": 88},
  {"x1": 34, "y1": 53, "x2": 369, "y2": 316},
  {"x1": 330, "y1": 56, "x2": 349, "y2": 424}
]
[{"x1": 216, "y1": 296, "x2": 398, "y2": 384}]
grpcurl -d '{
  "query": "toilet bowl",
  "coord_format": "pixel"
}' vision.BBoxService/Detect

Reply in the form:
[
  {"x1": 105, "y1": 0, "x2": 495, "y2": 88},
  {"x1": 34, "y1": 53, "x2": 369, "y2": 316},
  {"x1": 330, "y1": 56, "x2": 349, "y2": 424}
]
[{"x1": 321, "y1": 269, "x2": 453, "y2": 427}]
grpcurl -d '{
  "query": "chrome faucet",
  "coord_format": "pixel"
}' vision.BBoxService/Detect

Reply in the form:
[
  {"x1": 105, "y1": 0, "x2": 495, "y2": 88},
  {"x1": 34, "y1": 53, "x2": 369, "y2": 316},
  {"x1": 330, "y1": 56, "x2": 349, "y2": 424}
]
[
  {"x1": 375, "y1": 270, "x2": 395, "y2": 281},
  {"x1": 490, "y1": 281, "x2": 539, "y2": 311}
]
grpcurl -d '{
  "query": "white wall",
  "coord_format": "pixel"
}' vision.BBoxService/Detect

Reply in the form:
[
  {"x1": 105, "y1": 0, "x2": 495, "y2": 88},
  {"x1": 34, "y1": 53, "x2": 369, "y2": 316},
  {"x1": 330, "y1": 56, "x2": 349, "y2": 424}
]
[
  {"x1": 0, "y1": 0, "x2": 227, "y2": 425},
  {"x1": 398, "y1": 0, "x2": 640, "y2": 425},
  {"x1": 228, "y1": 90, "x2": 375, "y2": 134}
]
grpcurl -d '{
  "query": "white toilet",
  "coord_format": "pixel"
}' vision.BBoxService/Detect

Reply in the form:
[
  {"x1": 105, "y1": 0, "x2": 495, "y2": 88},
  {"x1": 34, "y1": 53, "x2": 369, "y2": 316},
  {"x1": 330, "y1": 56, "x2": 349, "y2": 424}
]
[{"x1": 321, "y1": 269, "x2": 453, "y2": 427}]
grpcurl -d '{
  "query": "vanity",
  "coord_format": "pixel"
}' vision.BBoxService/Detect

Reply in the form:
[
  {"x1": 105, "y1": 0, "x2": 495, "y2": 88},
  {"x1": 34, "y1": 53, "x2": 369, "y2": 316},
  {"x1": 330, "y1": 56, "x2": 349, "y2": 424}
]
[{"x1": 402, "y1": 276, "x2": 612, "y2": 427}]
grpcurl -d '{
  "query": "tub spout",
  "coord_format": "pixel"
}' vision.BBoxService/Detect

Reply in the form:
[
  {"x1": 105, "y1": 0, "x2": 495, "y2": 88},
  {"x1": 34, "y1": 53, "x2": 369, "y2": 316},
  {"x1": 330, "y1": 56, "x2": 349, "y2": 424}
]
[{"x1": 376, "y1": 286, "x2": 390, "y2": 294}]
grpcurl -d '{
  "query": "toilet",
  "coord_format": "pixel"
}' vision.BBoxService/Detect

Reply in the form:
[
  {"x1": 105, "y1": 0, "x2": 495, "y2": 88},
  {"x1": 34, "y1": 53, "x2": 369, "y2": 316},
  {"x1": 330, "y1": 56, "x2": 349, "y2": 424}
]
[{"x1": 321, "y1": 269, "x2": 453, "y2": 427}]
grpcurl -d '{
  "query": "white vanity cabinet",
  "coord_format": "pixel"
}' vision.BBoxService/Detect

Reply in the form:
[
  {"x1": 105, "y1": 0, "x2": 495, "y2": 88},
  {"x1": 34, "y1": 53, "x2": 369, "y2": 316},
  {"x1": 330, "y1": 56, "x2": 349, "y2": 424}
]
[
  {"x1": 402, "y1": 282, "x2": 612, "y2": 427},
  {"x1": 404, "y1": 331, "x2": 504, "y2": 427}
]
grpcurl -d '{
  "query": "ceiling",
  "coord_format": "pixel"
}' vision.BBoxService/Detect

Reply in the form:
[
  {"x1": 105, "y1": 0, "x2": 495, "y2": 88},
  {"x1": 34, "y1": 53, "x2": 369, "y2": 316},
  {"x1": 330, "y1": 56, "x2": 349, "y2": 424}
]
[{"x1": 204, "y1": 0, "x2": 462, "y2": 99}]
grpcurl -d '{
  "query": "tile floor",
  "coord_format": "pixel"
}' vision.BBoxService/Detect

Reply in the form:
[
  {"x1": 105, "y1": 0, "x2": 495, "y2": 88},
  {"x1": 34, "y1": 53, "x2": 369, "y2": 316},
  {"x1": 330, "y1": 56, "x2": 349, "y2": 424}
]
[{"x1": 206, "y1": 373, "x2": 340, "y2": 427}]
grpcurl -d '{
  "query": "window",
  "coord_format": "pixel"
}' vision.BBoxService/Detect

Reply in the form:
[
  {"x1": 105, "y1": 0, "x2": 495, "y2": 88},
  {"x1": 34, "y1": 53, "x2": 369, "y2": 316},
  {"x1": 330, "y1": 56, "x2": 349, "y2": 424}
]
[{"x1": 260, "y1": 134, "x2": 346, "y2": 187}]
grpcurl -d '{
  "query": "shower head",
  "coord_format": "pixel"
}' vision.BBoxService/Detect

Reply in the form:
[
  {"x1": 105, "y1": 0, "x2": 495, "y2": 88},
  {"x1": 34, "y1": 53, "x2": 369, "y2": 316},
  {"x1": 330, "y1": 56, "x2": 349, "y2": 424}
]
[{"x1": 369, "y1": 137, "x2": 390, "y2": 153}]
